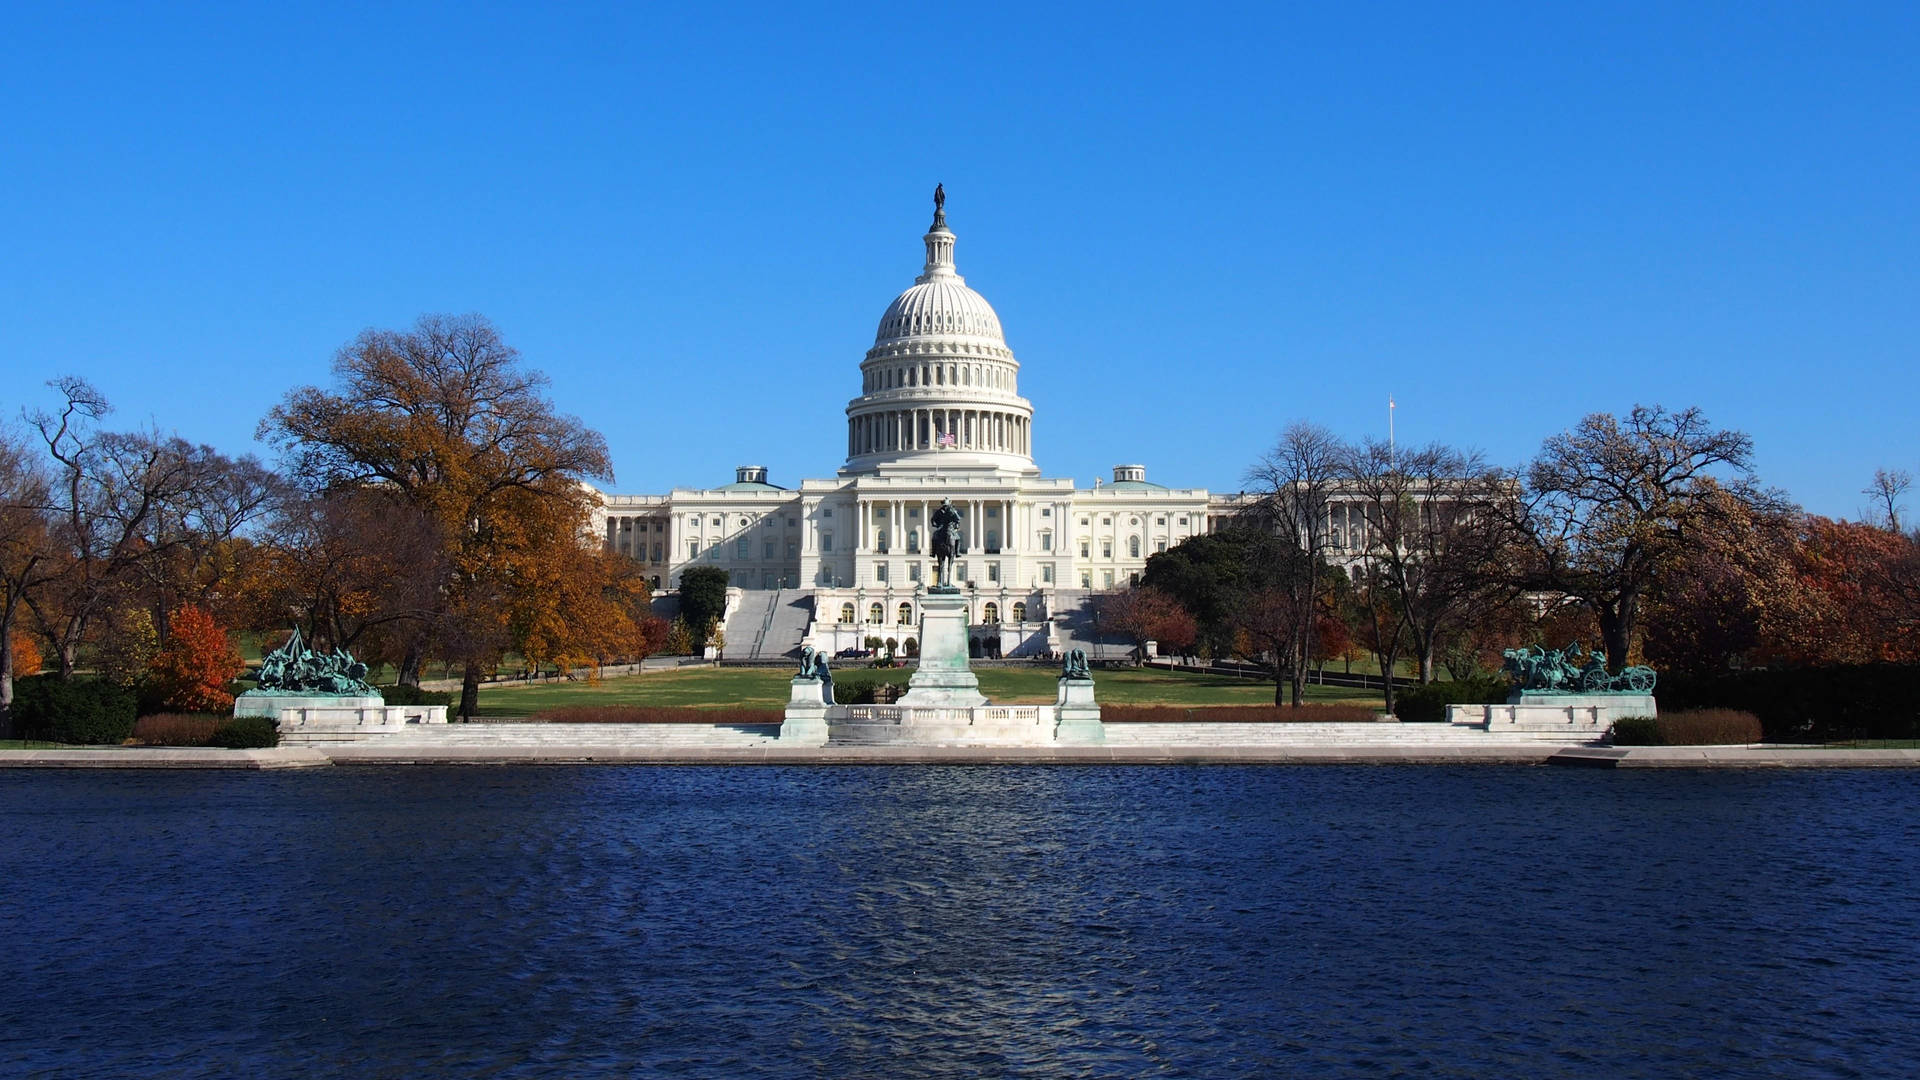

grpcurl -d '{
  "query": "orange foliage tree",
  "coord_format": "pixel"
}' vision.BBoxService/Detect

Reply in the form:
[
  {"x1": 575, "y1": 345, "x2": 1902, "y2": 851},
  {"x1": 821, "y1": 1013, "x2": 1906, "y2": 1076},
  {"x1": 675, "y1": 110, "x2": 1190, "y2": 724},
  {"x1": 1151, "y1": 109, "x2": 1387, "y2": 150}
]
[
  {"x1": 9, "y1": 632, "x2": 42, "y2": 677},
  {"x1": 262, "y1": 315, "x2": 612, "y2": 717},
  {"x1": 146, "y1": 603, "x2": 246, "y2": 713}
]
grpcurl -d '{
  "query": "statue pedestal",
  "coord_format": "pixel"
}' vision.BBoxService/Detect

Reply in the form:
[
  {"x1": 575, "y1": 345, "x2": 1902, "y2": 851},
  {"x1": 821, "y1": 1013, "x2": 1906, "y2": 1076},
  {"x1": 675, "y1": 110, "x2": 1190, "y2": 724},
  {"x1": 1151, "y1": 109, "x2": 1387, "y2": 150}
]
[
  {"x1": 898, "y1": 591, "x2": 987, "y2": 707},
  {"x1": 781, "y1": 678, "x2": 831, "y2": 745},
  {"x1": 234, "y1": 692, "x2": 385, "y2": 719},
  {"x1": 1448, "y1": 694, "x2": 1655, "y2": 739},
  {"x1": 1054, "y1": 677, "x2": 1104, "y2": 744}
]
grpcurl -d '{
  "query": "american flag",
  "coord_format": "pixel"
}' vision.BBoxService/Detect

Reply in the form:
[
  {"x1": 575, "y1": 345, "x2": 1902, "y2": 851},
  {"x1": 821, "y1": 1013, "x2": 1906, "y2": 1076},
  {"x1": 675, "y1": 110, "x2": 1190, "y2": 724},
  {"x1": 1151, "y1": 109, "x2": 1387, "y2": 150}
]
[{"x1": 936, "y1": 431, "x2": 957, "y2": 447}]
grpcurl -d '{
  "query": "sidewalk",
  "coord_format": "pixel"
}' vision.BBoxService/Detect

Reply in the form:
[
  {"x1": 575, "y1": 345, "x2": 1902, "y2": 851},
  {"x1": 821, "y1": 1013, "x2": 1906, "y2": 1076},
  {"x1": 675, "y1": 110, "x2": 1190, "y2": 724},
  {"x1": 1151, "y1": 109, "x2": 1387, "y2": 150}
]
[{"x1": 4, "y1": 743, "x2": 1918, "y2": 769}]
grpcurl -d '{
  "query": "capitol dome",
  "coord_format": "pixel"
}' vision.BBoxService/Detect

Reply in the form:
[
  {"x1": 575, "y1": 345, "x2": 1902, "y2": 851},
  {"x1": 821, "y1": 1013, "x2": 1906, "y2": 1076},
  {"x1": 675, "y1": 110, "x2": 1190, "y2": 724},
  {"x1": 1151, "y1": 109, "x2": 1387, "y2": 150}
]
[
  {"x1": 872, "y1": 273, "x2": 1005, "y2": 346},
  {"x1": 841, "y1": 193, "x2": 1036, "y2": 477}
]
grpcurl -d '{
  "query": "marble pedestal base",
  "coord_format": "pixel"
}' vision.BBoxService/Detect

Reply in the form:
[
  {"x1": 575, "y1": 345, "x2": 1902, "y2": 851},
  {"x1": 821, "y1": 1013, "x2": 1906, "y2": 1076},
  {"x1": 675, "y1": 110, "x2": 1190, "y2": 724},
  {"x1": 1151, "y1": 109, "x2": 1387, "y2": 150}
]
[
  {"x1": 234, "y1": 692, "x2": 384, "y2": 719},
  {"x1": 780, "y1": 677, "x2": 832, "y2": 745},
  {"x1": 897, "y1": 591, "x2": 987, "y2": 707},
  {"x1": 1054, "y1": 677, "x2": 1105, "y2": 744},
  {"x1": 1448, "y1": 694, "x2": 1656, "y2": 739}
]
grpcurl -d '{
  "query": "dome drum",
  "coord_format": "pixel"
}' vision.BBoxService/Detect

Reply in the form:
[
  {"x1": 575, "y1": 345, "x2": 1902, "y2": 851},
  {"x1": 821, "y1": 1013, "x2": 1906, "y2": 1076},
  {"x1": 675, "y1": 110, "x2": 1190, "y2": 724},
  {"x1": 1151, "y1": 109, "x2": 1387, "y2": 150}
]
[{"x1": 840, "y1": 202, "x2": 1037, "y2": 477}]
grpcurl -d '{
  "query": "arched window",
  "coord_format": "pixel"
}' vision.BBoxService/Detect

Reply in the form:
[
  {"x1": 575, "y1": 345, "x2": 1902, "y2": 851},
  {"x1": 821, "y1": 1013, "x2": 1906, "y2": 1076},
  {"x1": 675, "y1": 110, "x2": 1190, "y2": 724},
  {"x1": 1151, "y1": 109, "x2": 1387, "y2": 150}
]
[
  {"x1": 983, "y1": 602, "x2": 999, "y2": 624},
  {"x1": 1129, "y1": 536, "x2": 1141, "y2": 558},
  {"x1": 898, "y1": 602, "x2": 914, "y2": 625},
  {"x1": 869, "y1": 603, "x2": 884, "y2": 625},
  {"x1": 908, "y1": 528, "x2": 920, "y2": 553},
  {"x1": 840, "y1": 603, "x2": 855, "y2": 624},
  {"x1": 1011, "y1": 602, "x2": 1026, "y2": 622}
]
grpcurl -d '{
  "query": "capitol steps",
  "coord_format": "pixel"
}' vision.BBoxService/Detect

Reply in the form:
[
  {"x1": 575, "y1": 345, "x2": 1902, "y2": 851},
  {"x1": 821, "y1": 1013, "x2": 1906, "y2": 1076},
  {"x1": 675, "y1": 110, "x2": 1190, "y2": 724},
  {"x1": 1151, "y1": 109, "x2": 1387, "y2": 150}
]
[{"x1": 723, "y1": 591, "x2": 780, "y2": 659}]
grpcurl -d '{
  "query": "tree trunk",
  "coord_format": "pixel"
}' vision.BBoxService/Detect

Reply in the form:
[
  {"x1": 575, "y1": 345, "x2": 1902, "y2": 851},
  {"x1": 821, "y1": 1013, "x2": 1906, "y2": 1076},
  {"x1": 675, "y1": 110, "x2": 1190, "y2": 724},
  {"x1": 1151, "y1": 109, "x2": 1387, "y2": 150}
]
[
  {"x1": 399, "y1": 642, "x2": 424, "y2": 688},
  {"x1": 1419, "y1": 645, "x2": 1435, "y2": 684},
  {"x1": 1597, "y1": 599, "x2": 1634, "y2": 672},
  {"x1": 1378, "y1": 649, "x2": 1398, "y2": 713},
  {"x1": 0, "y1": 632, "x2": 14, "y2": 741},
  {"x1": 459, "y1": 664, "x2": 481, "y2": 720}
]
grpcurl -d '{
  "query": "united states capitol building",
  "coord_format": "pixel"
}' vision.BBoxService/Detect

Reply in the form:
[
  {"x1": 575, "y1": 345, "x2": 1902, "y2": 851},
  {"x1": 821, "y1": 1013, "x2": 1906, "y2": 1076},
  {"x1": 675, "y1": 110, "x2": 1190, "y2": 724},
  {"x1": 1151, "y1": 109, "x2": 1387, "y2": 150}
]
[{"x1": 592, "y1": 195, "x2": 1254, "y2": 659}]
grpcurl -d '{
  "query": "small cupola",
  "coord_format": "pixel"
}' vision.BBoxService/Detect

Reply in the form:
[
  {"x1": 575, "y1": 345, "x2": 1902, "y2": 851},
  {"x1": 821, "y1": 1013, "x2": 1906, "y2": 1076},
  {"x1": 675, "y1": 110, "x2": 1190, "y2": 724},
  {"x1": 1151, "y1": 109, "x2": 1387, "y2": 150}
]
[
  {"x1": 1113, "y1": 465, "x2": 1147, "y2": 484},
  {"x1": 735, "y1": 465, "x2": 769, "y2": 485}
]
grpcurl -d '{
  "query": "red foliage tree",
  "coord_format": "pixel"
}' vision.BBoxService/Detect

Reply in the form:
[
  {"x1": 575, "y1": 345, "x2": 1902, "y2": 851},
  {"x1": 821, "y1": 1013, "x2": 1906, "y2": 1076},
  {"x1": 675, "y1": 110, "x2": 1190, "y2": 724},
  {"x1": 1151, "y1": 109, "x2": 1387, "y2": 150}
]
[{"x1": 146, "y1": 604, "x2": 246, "y2": 713}]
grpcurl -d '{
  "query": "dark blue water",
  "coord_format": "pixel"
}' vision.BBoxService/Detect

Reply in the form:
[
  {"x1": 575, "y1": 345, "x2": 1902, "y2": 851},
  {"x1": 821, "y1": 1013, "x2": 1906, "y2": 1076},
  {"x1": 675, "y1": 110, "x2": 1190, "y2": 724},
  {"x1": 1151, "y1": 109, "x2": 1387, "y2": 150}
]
[{"x1": 2, "y1": 766, "x2": 1916, "y2": 1078}]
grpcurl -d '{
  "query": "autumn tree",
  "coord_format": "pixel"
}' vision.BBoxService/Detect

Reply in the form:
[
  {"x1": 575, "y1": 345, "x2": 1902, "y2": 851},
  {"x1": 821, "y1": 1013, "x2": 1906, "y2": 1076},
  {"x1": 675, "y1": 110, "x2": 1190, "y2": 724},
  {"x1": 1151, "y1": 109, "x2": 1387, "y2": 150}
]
[
  {"x1": 24, "y1": 378, "x2": 276, "y2": 676},
  {"x1": 262, "y1": 314, "x2": 612, "y2": 717},
  {"x1": 1639, "y1": 487, "x2": 1802, "y2": 674},
  {"x1": 1768, "y1": 517, "x2": 1920, "y2": 666},
  {"x1": 1513, "y1": 405, "x2": 1778, "y2": 672},
  {"x1": 146, "y1": 603, "x2": 246, "y2": 713},
  {"x1": 0, "y1": 424, "x2": 55, "y2": 736},
  {"x1": 509, "y1": 538, "x2": 656, "y2": 677},
  {"x1": 1093, "y1": 586, "x2": 1196, "y2": 659},
  {"x1": 254, "y1": 487, "x2": 451, "y2": 674}
]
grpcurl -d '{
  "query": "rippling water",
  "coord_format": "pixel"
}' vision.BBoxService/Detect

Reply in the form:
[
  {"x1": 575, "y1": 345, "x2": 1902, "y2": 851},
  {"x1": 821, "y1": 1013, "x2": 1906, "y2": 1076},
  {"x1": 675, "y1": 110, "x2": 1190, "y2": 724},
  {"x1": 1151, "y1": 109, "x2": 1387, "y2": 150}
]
[{"x1": 2, "y1": 766, "x2": 1916, "y2": 1077}]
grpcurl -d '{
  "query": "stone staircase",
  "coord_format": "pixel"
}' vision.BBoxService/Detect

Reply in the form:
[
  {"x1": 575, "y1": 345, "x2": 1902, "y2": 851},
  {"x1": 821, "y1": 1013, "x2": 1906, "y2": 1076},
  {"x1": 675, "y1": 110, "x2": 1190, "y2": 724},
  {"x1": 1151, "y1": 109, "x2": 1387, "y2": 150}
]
[
  {"x1": 723, "y1": 589, "x2": 814, "y2": 661},
  {"x1": 828, "y1": 705, "x2": 1055, "y2": 747}
]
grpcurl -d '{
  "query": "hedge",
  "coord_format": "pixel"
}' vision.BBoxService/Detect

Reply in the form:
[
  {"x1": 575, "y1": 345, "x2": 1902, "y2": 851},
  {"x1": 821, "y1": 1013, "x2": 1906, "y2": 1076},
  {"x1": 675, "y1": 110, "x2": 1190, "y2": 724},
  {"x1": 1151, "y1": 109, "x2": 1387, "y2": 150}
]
[
  {"x1": 10, "y1": 675, "x2": 138, "y2": 745},
  {"x1": 1657, "y1": 664, "x2": 1920, "y2": 741},
  {"x1": 208, "y1": 716, "x2": 279, "y2": 748},
  {"x1": 379, "y1": 684, "x2": 453, "y2": 708},
  {"x1": 1612, "y1": 709, "x2": 1763, "y2": 746},
  {"x1": 1390, "y1": 675, "x2": 1511, "y2": 723}
]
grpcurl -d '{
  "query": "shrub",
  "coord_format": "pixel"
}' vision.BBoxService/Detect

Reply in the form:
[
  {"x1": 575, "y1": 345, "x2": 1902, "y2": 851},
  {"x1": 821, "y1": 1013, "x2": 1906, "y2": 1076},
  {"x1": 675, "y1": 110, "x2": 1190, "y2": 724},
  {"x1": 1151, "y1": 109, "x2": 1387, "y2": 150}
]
[
  {"x1": 1612, "y1": 709, "x2": 1761, "y2": 746},
  {"x1": 832, "y1": 670, "x2": 912, "y2": 704},
  {"x1": 379, "y1": 684, "x2": 453, "y2": 707},
  {"x1": 1101, "y1": 703, "x2": 1386, "y2": 723},
  {"x1": 133, "y1": 713, "x2": 227, "y2": 746},
  {"x1": 10, "y1": 675, "x2": 138, "y2": 745},
  {"x1": 529, "y1": 705, "x2": 783, "y2": 724},
  {"x1": 1391, "y1": 676, "x2": 1511, "y2": 723},
  {"x1": 208, "y1": 716, "x2": 279, "y2": 748},
  {"x1": 1658, "y1": 664, "x2": 1920, "y2": 741},
  {"x1": 1611, "y1": 715, "x2": 1661, "y2": 745}
]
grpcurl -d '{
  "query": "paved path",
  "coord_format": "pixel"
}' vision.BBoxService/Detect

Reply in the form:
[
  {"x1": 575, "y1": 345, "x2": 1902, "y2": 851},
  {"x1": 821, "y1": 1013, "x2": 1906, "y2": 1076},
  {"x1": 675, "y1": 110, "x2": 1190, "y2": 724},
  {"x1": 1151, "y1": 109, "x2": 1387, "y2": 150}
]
[{"x1": 4, "y1": 744, "x2": 1919, "y2": 768}]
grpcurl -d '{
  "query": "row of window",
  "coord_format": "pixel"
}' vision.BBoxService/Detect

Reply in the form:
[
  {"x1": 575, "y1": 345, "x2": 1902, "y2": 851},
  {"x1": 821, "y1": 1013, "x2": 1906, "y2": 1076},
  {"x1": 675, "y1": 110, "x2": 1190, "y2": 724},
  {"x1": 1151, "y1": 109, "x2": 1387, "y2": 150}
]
[
  {"x1": 1075, "y1": 536, "x2": 1167, "y2": 560},
  {"x1": 837, "y1": 601, "x2": 1031, "y2": 625},
  {"x1": 1080, "y1": 515, "x2": 1189, "y2": 528},
  {"x1": 863, "y1": 359, "x2": 1009, "y2": 392}
]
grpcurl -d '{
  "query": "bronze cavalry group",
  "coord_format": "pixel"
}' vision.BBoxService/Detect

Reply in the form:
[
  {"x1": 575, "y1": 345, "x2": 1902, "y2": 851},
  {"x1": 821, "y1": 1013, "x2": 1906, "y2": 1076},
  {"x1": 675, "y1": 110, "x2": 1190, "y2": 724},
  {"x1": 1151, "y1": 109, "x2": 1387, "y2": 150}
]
[{"x1": 1501, "y1": 642, "x2": 1656, "y2": 695}]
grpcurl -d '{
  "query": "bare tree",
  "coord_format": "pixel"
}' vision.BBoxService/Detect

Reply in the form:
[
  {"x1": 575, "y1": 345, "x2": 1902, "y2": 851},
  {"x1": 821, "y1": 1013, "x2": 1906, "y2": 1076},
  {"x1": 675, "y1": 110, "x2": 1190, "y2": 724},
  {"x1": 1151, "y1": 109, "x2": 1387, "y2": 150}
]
[
  {"x1": 1342, "y1": 439, "x2": 1520, "y2": 683},
  {"x1": 1864, "y1": 467, "x2": 1912, "y2": 532},
  {"x1": 1515, "y1": 405, "x2": 1775, "y2": 671},
  {"x1": 1242, "y1": 422, "x2": 1344, "y2": 705},
  {"x1": 24, "y1": 378, "x2": 277, "y2": 676}
]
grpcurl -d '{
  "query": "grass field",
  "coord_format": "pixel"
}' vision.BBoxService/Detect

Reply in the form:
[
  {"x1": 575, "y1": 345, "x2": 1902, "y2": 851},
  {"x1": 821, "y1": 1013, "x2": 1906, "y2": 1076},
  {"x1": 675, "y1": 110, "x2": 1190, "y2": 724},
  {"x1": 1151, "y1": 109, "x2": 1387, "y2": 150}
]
[{"x1": 474, "y1": 664, "x2": 1382, "y2": 716}]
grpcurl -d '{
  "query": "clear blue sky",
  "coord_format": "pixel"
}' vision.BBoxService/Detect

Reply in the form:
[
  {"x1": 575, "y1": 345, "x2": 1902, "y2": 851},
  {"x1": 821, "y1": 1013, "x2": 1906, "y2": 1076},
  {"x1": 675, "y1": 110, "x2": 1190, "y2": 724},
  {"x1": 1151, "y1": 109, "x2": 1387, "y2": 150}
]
[{"x1": 4, "y1": 2, "x2": 1915, "y2": 519}]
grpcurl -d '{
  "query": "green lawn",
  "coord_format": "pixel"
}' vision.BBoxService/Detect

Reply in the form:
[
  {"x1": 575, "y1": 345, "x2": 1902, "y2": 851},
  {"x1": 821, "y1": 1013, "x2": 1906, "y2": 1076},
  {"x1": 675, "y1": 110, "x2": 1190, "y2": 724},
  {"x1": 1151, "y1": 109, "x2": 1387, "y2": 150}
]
[
  {"x1": 0, "y1": 740, "x2": 69, "y2": 749},
  {"x1": 474, "y1": 664, "x2": 1381, "y2": 716}
]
